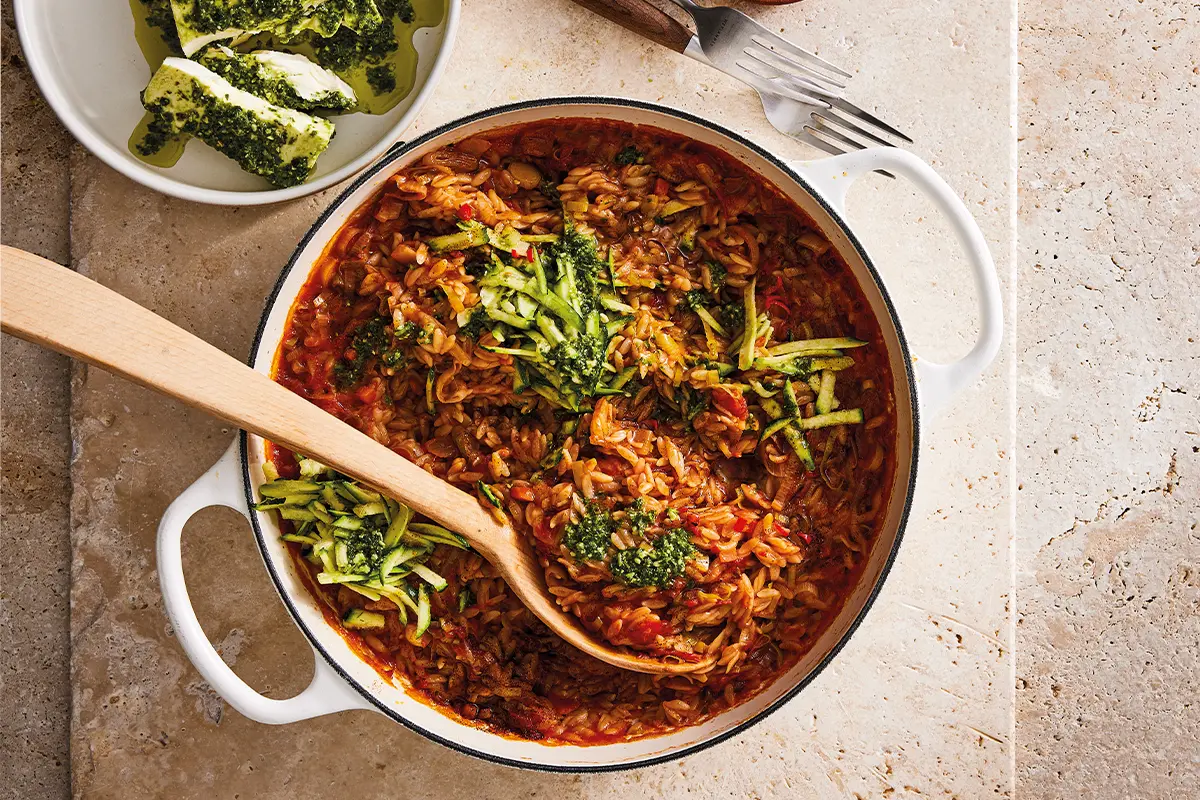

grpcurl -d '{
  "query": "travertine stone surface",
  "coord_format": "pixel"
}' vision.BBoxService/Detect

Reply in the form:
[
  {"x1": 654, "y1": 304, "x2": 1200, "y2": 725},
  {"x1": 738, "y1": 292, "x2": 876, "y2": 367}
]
[
  {"x1": 0, "y1": 0, "x2": 74, "y2": 796},
  {"x1": 9, "y1": 0, "x2": 1200, "y2": 796},
  {"x1": 1017, "y1": 1, "x2": 1200, "y2": 796},
  {"x1": 63, "y1": 1, "x2": 1014, "y2": 797}
]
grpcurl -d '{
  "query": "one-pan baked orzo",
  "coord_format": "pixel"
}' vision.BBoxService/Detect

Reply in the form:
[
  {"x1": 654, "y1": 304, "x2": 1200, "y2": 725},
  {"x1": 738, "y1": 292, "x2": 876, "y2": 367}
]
[{"x1": 259, "y1": 119, "x2": 897, "y2": 744}]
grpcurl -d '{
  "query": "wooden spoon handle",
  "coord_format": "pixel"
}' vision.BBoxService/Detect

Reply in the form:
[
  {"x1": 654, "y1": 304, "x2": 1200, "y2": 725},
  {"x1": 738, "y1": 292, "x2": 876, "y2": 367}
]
[
  {"x1": 569, "y1": 0, "x2": 693, "y2": 53},
  {"x1": 1, "y1": 246, "x2": 713, "y2": 675},
  {"x1": 0, "y1": 245, "x2": 509, "y2": 557}
]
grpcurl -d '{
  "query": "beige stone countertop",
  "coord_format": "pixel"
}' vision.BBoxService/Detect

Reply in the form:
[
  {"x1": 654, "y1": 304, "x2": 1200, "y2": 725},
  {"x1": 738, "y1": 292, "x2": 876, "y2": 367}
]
[{"x1": 1, "y1": 0, "x2": 1196, "y2": 798}]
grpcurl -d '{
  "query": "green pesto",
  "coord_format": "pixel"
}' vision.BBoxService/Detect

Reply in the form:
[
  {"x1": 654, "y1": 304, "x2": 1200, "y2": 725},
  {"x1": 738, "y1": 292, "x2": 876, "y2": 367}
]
[
  {"x1": 366, "y1": 64, "x2": 396, "y2": 94},
  {"x1": 625, "y1": 498, "x2": 655, "y2": 537},
  {"x1": 135, "y1": 112, "x2": 179, "y2": 156},
  {"x1": 684, "y1": 289, "x2": 710, "y2": 312},
  {"x1": 705, "y1": 259, "x2": 726, "y2": 293},
  {"x1": 184, "y1": 0, "x2": 315, "y2": 35},
  {"x1": 312, "y1": 0, "x2": 414, "y2": 75},
  {"x1": 273, "y1": 0, "x2": 383, "y2": 40},
  {"x1": 140, "y1": 0, "x2": 182, "y2": 51},
  {"x1": 344, "y1": 523, "x2": 387, "y2": 572},
  {"x1": 392, "y1": 321, "x2": 419, "y2": 341},
  {"x1": 562, "y1": 501, "x2": 614, "y2": 563},
  {"x1": 334, "y1": 315, "x2": 390, "y2": 386},
  {"x1": 680, "y1": 385, "x2": 709, "y2": 427},
  {"x1": 609, "y1": 529, "x2": 695, "y2": 588},
  {"x1": 721, "y1": 301, "x2": 745, "y2": 332},
  {"x1": 538, "y1": 178, "x2": 560, "y2": 204},
  {"x1": 380, "y1": 348, "x2": 407, "y2": 369},
  {"x1": 456, "y1": 308, "x2": 490, "y2": 339},
  {"x1": 544, "y1": 217, "x2": 605, "y2": 315},
  {"x1": 199, "y1": 49, "x2": 355, "y2": 111},
  {"x1": 613, "y1": 145, "x2": 643, "y2": 166}
]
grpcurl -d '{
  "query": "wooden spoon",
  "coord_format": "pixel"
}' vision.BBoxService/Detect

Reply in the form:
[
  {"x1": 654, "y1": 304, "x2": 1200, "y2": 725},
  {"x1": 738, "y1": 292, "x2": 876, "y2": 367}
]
[{"x1": 1, "y1": 245, "x2": 713, "y2": 675}]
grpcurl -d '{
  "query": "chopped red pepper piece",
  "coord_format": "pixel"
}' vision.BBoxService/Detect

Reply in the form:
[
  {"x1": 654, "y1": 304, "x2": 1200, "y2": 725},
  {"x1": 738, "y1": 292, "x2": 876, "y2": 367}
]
[
  {"x1": 654, "y1": 177, "x2": 670, "y2": 196},
  {"x1": 625, "y1": 617, "x2": 674, "y2": 646},
  {"x1": 532, "y1": 519, "x2": 556, "y2": 546},
  {"x1": 457, "y1": 203, "x2": 474, "y2": 221},
  {"x1": 526, "y1": 245, "x2": 535, "y2": 261},
  {"x1": 511, "y1": 248, "x2": 521, "y2": 259},
  {"x1": 711, "y1": 386, "x2": 748, "y2": 419},
  {"x1": 764, "y1": 296, "x2": 790, "y2": 315},
  {"x1": 761, "y1": 272, "x2": 789, "y2": 315}
]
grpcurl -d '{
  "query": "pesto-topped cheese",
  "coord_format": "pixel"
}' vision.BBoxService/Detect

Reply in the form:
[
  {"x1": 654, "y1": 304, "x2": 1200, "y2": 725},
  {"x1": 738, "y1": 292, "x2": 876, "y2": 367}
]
[
  {"x1": 141, "y1": 57, "x2": 335, "y2": 187},
  {"x1": 199, "y1": 46, "x2": 357, "y2": 111},
  {"x1": 169, "y1": 0, "x2": 332, "y2": 55},
  {"x1": 269, "y1": 0, "x2": 383, "y2": 41}
]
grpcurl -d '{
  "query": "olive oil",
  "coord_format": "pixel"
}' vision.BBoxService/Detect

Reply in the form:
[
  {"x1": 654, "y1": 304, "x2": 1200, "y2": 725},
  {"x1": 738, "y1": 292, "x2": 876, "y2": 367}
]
[
  {"x1": 340, "y1": 0, "x2": 445, "y2": 115},
  {"x1": 128, "y1": 112, "x2": 188, "y2": 167},
  {"x1": 129, "y1": 0, "x2": 178, "y2": 70},
  {"x1": 126, "y1": 0, "x2": 445, "y2": 167}
]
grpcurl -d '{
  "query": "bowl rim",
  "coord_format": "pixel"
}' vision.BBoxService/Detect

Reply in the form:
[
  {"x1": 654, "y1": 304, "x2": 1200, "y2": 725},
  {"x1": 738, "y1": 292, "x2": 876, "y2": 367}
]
[
  {"x1": 239, "y1": 96, "x2": 921, "y2": 771},
  {"x1": 12, "y1": 0, "x2": 462, "y2": 206}
]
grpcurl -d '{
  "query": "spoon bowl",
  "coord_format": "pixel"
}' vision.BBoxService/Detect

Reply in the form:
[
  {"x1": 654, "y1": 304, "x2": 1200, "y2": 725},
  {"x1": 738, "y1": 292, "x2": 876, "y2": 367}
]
[{"x1": 0, "y1": 244, "x2": 712, "y2": 675}]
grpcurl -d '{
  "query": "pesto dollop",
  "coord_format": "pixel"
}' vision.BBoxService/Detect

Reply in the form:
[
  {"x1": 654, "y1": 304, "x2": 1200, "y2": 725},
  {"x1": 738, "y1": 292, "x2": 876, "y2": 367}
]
[{"x1": 312, "y1": 0, "x2": 414, "y2": 74}]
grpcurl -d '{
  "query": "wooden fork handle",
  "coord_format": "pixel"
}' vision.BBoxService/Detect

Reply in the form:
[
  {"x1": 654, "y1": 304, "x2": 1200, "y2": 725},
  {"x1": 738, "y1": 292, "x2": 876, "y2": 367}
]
[
  {"x1": 0, "y1": 245, "x2": 510, "y2": 557},
  {"x1": 569, "y1": 0, "x2": 693, "y2": 53}
]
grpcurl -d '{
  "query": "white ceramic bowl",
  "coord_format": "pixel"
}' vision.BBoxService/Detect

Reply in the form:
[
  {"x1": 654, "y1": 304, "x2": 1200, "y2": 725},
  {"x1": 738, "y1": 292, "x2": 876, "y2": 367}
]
[
  {"x1": 13, "y1": 0, "x2": 460, "y2": 205},
  {"x1": 157, "y1": 98, "x2": 1003, "y2": 770}
]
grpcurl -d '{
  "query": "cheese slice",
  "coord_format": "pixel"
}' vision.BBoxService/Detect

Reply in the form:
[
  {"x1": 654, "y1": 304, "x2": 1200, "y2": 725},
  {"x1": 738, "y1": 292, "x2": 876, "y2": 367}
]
[
  {"x1": 141, "y1": 57, "x2": 335, "y2": 187},
  {"x1": 199, "y1": 46, "x2": 357, "y2": 111},
  {"x1": 170, "y1": 0, "x2": 382, "y2": 56},
  {"x1": 169, "y1": 0, "x2": 332, "y2": 56}
]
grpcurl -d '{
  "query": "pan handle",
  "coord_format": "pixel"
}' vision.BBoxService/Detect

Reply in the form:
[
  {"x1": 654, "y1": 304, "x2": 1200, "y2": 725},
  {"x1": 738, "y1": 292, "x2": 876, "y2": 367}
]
[
  {"x1": 157, "y1": 439, "x2": 373, "y2": 724},
  {"x1": 792, "y1": 148, "x2": 1003, "y2": 417}
]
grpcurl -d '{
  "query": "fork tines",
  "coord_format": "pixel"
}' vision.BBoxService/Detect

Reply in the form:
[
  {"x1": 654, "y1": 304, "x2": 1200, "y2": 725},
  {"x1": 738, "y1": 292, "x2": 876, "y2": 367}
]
[
  {"x1": 738, "y1": 60, "x2": 913, "y2": 145},
  {"x1": 744, "y1": 37, "x2": 850, "y2": 90}
]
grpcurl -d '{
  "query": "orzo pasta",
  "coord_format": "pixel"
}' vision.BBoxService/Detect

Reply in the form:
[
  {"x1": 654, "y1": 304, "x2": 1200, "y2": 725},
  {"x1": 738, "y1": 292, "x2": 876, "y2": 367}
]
[{"x1": 265, "y1": 120, "x2": 897, "y2": 744}]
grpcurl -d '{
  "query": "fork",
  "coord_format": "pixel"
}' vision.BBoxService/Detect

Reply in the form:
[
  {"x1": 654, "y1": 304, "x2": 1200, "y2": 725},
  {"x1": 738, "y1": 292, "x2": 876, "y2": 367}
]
[{"x1": 570, "y1": 0, "x2": 911, "y2": 158}]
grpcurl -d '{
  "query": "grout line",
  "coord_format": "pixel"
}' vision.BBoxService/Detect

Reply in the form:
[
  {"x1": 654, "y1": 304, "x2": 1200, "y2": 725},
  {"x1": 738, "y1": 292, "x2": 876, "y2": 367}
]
[{"x1": 1007, "y1": 0, "x2": 1020, "y2": 794}]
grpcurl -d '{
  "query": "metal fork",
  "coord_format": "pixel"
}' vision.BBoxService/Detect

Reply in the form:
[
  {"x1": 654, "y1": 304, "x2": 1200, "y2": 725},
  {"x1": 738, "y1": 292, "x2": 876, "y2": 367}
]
[
  {"x1": 570, "y1": 0, "x2": 911, "y2": 160},
  {"x1": 665, "y1": 0, "x2": 912, "y2": 157}
]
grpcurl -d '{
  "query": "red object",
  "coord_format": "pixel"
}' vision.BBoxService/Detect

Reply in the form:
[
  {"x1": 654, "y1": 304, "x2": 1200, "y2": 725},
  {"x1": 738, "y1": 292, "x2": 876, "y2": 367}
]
[
  {"x1": 547, "y1": 694, "x2": 582, "y2": 715},
  {"x1": 762, "y1": 272, "x2": 789, "y2": 315},
  {"x1": 355, "y1": 383, "x2": 380, "y2": 404},
  {"x1": 711, "y1": 386, "x2": 748, "y2": 419},
  {"x1": 532, "y1": 519, "x2": 556, "y2": 546},
  {"x1": 510, "y1": 484, "x2": 535, "y2": 502},
  {"x1": 763, "y1": 297, "x2": 789, "y2": 314},
  {"x1": 595, "y1": 455, "x2": 625, "y2": 474},
  {"x1": 526, "y1": 246, "x2": 535, "y2": 261},
  {"x1": 457, "y1": 203, "x2": 474, "y2": 221},
  {"x1": 625, "y1": 617, "x2": 673, "y2": 646},
  {"x1": 732, "y1": 517, "x2": 752, "y2": 533},
  {"x1": 654, "y1": 177, "x2": 670, "y2": 196},
  {"x1": 648, "y1": 646, "x2": 704, "y2": 663}
]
